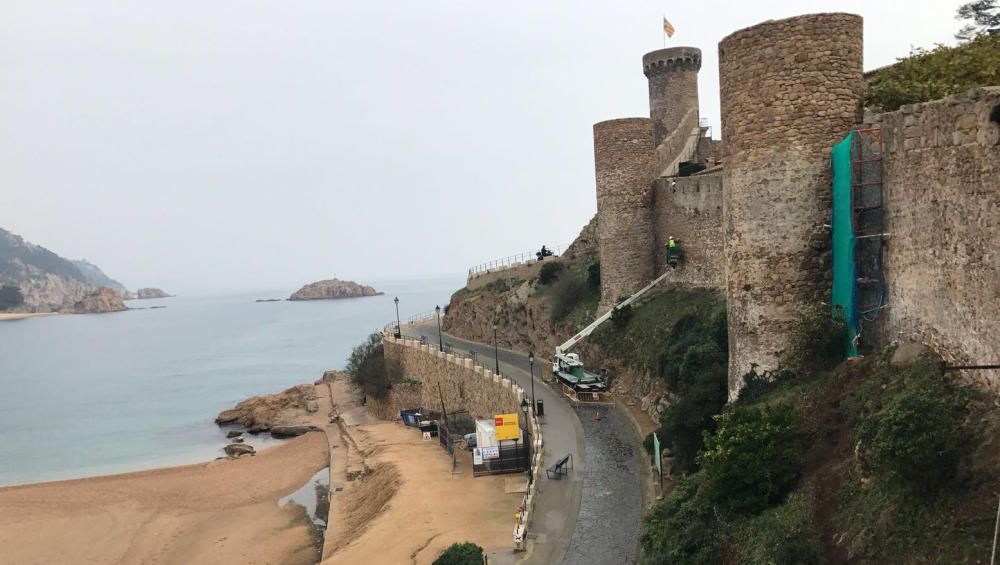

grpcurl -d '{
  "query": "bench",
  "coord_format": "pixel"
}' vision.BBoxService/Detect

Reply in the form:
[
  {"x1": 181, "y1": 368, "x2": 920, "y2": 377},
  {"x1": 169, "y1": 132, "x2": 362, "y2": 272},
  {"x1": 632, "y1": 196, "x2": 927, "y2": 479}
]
[{"x1": 546, "y1": 454, "x2": 573, "y2": 480}]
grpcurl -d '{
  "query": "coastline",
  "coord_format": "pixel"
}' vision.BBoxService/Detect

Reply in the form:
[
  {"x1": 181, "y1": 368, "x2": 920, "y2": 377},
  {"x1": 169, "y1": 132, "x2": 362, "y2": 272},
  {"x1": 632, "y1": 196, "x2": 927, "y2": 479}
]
[
  {"x1": 0, "y1": 312, "x2": 61, "y2": 321},
  {"x1": 0, "y1": 372, "x2": 524, "y2": 564}
]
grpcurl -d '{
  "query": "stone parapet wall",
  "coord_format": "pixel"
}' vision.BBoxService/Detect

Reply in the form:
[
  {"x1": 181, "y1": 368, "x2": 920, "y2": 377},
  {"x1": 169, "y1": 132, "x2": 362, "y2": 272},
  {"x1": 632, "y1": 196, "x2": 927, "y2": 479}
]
[
  {"x1": 719, "y1": 13, "x2": 864, "y2": 397},
  {"x1": 594, "y1": 118, "x2": 658, "y2": 311},
  {"x1": 877, "y1": 87, "x2": 1000, "y2": 392},
  {"x1": 653, "y1": 107, "x2": 702, "y2": 178},
  {"x1": 652, "y1": 169, "x2": 725, "y2": 289}
]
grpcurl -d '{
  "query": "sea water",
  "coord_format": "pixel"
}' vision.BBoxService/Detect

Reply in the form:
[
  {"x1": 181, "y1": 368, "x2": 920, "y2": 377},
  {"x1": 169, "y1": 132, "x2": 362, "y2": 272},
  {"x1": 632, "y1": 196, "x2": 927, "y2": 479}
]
[{"x1": 0, "y1": 276, "x2": 458, "y2": 486}]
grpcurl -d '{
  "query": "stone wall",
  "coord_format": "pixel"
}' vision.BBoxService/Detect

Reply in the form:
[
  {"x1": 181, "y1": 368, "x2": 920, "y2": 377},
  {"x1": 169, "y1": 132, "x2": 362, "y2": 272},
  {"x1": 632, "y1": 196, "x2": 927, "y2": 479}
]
[
  {"x1": 719, "y1": 13, "x2": 864, "y2": 397},
  {"x1": 878, "y1": 87, "x2": 1000, "y2": 392},
  {"x1": 652, "y1": 169, "x2": 725, "y2": 289},
  {"x1": 594, "y1": 118, "x2": 658, "y2": 311},
  {"x1": 382, "y1": 337, "x2": 523, "y2": 421},
  {"x1": 643, "y1": 47, "x2": 701, "y2": 147}
]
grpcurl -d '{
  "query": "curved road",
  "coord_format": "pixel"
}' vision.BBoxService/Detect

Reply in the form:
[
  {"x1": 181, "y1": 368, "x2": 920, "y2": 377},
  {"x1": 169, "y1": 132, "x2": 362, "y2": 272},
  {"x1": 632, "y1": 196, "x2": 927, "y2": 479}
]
[{"x1": 403, "y1": 322, "x2": 645, "y2": 565}]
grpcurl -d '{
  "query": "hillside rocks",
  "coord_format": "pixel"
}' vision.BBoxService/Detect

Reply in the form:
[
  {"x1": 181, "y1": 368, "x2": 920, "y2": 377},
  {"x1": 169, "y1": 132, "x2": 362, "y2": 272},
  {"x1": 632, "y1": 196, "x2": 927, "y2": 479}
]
[
  {"x1": 289, "y1": 279, "x2": 381, "y2": 301},
  {"x1": 136, "y1": 288, "x2": 171, "y2": 299},
  {"x1": 215, "y1": 384, "x2": 319, "y2": 433},
  {"x1": 70, "y1": 259, "x2": 129, "y2": 296},
  {"x1": 73, "y1": 287, "x2": 128, "y2": 314}
]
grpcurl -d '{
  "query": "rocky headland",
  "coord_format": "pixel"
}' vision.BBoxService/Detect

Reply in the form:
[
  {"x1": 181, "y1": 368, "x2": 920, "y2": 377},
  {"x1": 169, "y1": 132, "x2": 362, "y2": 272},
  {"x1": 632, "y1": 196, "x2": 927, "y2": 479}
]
[
  {"x1": 289, "y1": 279, "x2": 381, "y2": 301},
  {"x1": 215, "y1": 384, "x2": 322, "y2": 433},
  {"x1": 73, "y1": 287, "x2": 128, "y2": 314},
  {"x1": 136, "y1": 287, "x2": 171, "y2": 299}
]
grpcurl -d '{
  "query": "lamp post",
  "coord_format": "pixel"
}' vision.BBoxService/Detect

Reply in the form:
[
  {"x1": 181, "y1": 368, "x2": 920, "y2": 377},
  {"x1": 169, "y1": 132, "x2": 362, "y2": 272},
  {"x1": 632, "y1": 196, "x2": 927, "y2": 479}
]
[
  {"x1": 393, "y1": 297, "x2": 401, "y2": 339},
  {"x1": 528, "y1": 352, "x2": 536, "y2": 423},
  {"x1": 435, "y1": 305, "x2": 443, "y2": 352},
  {"x1": 520, "y1": 397, "x2": 532, "y2": 485},
  {"x1": 492, "y1": 322, "x2": 500, "y2": 375}
]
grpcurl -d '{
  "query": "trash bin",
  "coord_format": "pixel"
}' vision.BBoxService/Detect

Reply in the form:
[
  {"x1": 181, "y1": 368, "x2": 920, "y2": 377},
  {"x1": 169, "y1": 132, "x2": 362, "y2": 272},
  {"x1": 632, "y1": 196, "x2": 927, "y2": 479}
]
[{"x1": 535, "y1": 399, "x2": 544, "y2": 418}]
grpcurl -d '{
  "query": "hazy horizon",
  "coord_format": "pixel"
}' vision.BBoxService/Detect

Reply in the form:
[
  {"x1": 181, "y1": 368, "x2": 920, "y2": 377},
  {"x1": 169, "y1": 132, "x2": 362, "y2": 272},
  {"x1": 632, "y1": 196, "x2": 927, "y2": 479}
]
[{"x1": 3, "y1": 1, "x2": 967, "y2": 294}]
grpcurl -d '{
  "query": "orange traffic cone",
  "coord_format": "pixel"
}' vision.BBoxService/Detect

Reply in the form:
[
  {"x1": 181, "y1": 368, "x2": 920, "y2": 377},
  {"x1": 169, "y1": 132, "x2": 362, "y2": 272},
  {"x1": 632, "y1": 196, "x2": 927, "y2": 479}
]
[{"x1": 595, "y1": 411, "x2": 601, "y2": 422}]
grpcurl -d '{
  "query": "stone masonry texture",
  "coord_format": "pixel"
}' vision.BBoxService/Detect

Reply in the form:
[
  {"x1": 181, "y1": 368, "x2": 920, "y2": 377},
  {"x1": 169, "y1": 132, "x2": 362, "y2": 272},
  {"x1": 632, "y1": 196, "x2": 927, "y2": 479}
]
[
  {"x1": 643, "y1": 47, "x2": 702, "y2": 147},
  {"x1": 380, "y1": 338, "x2": 522, "y2": 421},
  {"x1": 594, "y1": 118, "x2": 658, "y2": 311},
  {"x1": 719, "y1": 13, "x2": 864, "y2": 397},
  {"x1": 652, "y1": 169, "x2": 725, "y2": 289},
  {"x1": 878, "y1": 87, "x2": 1000, "y2": 393}
]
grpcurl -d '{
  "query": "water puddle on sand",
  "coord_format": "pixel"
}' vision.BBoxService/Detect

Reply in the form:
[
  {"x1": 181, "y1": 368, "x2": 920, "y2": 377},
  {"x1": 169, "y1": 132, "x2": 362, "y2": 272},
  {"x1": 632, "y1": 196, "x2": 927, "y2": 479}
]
[{"x1": 279, "y1": 466, "x2": 331, "y2": 530}]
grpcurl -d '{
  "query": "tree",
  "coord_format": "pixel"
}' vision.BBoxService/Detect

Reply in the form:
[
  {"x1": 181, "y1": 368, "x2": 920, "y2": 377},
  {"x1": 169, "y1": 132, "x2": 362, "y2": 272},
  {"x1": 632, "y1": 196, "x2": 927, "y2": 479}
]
[
  {"x1": 538, "y1": 261, "x2": 564, "y2": 285},
  {"x1": 956, "y1": 0, "x2": 1000, "y2": 41},
  {"x1": 345, "y1": 332, "x2": 403, "y2": 399},
  {"x1": 0, "y1": 285, "x2": 24, "y2": 311}
]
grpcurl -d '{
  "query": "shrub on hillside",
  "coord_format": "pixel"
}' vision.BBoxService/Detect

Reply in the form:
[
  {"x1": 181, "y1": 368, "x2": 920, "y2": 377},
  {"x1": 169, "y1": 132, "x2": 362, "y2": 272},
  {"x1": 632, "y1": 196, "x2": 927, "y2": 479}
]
[
  {"x1": 538, "y1": 261, "x2": 564, "y2": 285},
  {"x1": 611, "y1": 303, "x2": 633, "y2": 329},
  {"x1": 866, "y1": 33, "x2": 1000, "y2": 111},
  {"x1": 653, "y1": 310, "x2": 729, "y2": 474},
  {"x1": 730, "y1": 492, "x2": 819, "y2": 565},
  {"x1": 736, "y1": 365, "x2": 798, "y2": 405},
  {"x1": 0, "y1": 285, "x2": 24, "y2": 311},
  {"x1": 432, "y1": 542, "x2": 484, "y2": 565},
  {"x1": 856, "y1": 360, "x2": 973, "y2": 495},
  {"x1": 784, "y1": 304, "x2": 848, "y2": 375},
  {"x1": 345, "y1": 332, "x2": 403, "y2": 399},
  {"x1": 699, "y1": 404, "x2": 804, "y2": 514},
  {"x1": 549, "y1": 273, "x2": 586, "y2": 322},
  {"x1": 640, "y1": 475, "x2": 721, "y2": 565},
  {"x1": 586, "y1": 261, "x2": 601, "y2": 291}
]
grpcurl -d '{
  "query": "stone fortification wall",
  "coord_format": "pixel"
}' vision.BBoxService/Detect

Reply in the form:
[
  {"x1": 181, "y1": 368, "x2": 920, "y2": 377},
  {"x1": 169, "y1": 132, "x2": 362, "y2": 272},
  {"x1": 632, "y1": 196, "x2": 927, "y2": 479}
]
[
  {"x1": 877, "y1": 87, "x2": 1000, "y2": 392},
  {"x1": 466, "y1": 256, "x2": 557, "y2": 291},
  {"x1": 652, "y1": 169, "x2": 725, "y2": 289},
  {"x1": 643, "y1": 47, "x2": 701, "y2": 147},
  {"x1": 594, "y1": 118, "x2": 658, "y2": 311},
  {"x1": 719, "y1": 13, "x2": 864, "y2": 396},
  {"x1": 381, "y1": 337, "x2": 523, "y2": 421}
]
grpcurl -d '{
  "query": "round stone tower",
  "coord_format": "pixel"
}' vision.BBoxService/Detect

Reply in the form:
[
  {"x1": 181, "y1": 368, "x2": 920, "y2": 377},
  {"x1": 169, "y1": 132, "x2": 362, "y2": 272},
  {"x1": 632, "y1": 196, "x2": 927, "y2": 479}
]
[
  {"x1": 594, "y1": 117, "x2": 657, "y2": 311},
  {"x1": 719, "y1": 13, "x2": 863, "y2": 398},
  {"x1": 642, "y1": 47, "x2": 702, "y2": 146}
]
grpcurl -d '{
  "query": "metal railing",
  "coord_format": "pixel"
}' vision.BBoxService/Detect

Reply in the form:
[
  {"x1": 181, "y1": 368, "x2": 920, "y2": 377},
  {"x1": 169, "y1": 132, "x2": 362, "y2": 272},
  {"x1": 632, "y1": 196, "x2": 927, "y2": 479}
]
[{"x1": 467, "y1": 244, "x2": 570, "y2": 278}]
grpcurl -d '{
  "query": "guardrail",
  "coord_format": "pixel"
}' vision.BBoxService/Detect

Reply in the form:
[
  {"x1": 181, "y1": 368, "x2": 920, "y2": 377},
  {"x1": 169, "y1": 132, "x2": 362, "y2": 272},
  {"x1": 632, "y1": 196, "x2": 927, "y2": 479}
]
[{"x1": 467, "y1": 244, "x2": 569, "y2": 278}]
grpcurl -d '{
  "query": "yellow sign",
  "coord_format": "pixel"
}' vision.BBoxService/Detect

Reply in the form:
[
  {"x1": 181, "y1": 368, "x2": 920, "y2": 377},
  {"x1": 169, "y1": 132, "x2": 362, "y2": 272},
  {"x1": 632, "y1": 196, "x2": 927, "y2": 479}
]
[{"x1": 494, "y1": 413, "x2": 520, "y2": 441}]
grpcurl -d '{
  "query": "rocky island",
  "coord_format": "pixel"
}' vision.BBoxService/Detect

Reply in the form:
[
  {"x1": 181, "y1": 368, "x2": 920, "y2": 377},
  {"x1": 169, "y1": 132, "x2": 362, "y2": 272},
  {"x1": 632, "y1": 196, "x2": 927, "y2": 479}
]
[
  {"x1": 73, "y1": 287, "x2": 128, "y2": 314},
  {"x1": 135, "y1": 288, "x2": 171, "y2": 299},
  {"x1": 288, "y1": 278, "x2": 381, "y2": 301}
]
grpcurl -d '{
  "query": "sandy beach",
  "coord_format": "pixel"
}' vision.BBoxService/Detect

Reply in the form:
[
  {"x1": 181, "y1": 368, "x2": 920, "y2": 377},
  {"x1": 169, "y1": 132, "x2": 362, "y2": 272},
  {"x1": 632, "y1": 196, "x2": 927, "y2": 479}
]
[
  {"x1": 0, "y1": 312, "x2": 60, "y2": 321},
  {"x1": 0, "y1": 375, "x2": 525, "y2": 565},
  {"x1": 0, "y1": 432, "x2": 329, "y2": 565}
]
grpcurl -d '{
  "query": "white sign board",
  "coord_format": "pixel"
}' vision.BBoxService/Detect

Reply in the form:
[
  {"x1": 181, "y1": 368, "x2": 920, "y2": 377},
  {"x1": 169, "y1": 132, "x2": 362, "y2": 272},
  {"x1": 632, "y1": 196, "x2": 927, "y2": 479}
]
[
  {"x1": 473, "y1": 448, "x2": 483, "y2": 465},
  {"x1": 476, "y1": 418, "x2": 499, "y2": 450},
  {"x1": 480, "y1": 446, "x2": 500, "y2": 460}
]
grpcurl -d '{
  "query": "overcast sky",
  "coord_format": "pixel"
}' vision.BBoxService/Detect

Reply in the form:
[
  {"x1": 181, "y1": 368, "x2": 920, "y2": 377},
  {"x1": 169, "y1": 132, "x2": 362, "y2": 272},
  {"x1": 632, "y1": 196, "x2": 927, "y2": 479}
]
[{"x1": 1, "y1": 1, "x2": 967, "y2": 294}]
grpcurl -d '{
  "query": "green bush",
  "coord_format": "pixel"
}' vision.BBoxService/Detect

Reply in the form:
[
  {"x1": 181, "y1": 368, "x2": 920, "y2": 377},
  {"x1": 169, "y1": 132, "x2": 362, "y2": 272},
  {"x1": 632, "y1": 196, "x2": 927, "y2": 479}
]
[
  {"x1": 784, "y1": 304, "x2": 848, "y2": 375},
  {"x1": 345, "y1": 332, "x2": 403, "y2": 399},
  {"x1": 538, "y1": 261, "x2": 564, "y2": 285},
  {"x1": 736, "y1": 365, "x2": 798, "y2": 405},
  {"x1": 865, "y1": 33, "x2": 1000, "y2": 111},
  {"x1": 611, "y1": 303, "x2": 633, "y2": 328},
  {"x1": 730, "y1": 492, "x2": 819, "y2": 565},
  {"x1": 699, "y1": 404, "x2": 804, "y2": 514},
  {"x1": 0, "y1": 285, "x2": 24, "y2": 311},
  {"x1": 586, "y1": 261, "x2": 601, "y2": 291},
  {"x1": 432, "y1": 542, "x2": 484, "y2": 565},
  {"x1": 857, "y1": 360, "x2": 973, "y2": 495},
  {"x1": 549, "y1": 273, "x2": 586, "y2": 322},
  {"x1": 640, "y1": 475, "x2": 721, "y2": 565}
]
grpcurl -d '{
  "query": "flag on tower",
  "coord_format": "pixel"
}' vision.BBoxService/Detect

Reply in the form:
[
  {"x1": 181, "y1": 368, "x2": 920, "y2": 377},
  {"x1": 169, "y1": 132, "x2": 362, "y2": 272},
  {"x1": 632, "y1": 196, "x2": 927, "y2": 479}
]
[{"x1": 663, "y1": 17, "x2": 675, "y2": 38}]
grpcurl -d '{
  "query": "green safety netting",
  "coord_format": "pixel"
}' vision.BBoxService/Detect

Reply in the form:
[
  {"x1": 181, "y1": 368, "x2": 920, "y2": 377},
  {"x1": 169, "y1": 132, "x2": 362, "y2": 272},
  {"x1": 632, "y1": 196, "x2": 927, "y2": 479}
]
[{"x1": 832, "y1": 132, "x2": 858, "y2": 357}]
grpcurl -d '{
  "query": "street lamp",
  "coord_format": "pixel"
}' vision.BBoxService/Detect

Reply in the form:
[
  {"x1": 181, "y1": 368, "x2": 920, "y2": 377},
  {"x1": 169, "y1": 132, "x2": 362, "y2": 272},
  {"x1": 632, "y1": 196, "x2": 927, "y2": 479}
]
[
  {"x1": 528, "y1": 352, "x2": 536, "y2": 423},
  {"x1": 393, "y1": 297, "x2": 401, "y2": 339},
  {"x1": 435, "y1": 305, "x2": 443, "y2": 352},
  {"x1": 520, "y1": 397, "x2": 532, "y2": 485},
  {"x1": 492, "y1": 322, "x2": 500, "y2": 375}
]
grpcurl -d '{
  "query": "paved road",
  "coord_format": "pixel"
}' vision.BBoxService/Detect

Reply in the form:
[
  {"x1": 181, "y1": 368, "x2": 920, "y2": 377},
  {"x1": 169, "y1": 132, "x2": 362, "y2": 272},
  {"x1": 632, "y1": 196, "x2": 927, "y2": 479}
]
[{"x1": 404, "y1": 322, "x2": 645, "y2": 565}]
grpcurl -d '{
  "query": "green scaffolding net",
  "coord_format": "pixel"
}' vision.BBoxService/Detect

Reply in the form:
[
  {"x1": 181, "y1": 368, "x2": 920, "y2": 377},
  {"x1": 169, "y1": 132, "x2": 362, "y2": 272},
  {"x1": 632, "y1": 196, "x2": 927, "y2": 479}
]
[{"x1": 831, "y1": 132, "x2": 858, "y2": 357}]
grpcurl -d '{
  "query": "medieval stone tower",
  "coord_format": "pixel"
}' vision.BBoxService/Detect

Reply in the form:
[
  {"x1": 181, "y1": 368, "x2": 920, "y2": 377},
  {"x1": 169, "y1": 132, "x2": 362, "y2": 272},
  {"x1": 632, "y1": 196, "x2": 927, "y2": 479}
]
[
  {"x1": 719, "y1": 13, "x2": 864, "y2": 396},
  {"x1": 594, "y1": 118, "x2": 657, "y2": 310},
  {"x1": 643, "y1": 47, "x2": 702, "y2": 148}
]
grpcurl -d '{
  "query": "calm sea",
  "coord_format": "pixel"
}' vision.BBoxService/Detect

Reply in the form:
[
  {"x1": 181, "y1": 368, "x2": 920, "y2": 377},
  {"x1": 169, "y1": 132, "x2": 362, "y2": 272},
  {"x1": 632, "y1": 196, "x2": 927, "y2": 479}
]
[{"x1": 0, "y1": 276, "x2": 459, "y2": 487}]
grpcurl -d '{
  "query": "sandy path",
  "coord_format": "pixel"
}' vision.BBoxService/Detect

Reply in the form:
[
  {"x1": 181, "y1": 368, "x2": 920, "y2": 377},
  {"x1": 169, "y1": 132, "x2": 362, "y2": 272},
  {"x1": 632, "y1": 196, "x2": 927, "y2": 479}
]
[
  {"x1": 321, "y1": 376, "x2": 522, "y2": 565},
  {"x1": 0, "y1": 432, "x2": 329, "y2": 565}
]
